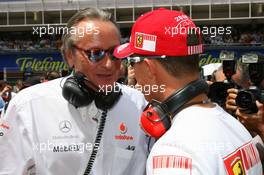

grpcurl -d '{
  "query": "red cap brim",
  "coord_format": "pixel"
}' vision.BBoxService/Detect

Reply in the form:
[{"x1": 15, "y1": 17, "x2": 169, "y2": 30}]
[{"x1": 114, "y1": 43, "x2": 134, "y2": 59}]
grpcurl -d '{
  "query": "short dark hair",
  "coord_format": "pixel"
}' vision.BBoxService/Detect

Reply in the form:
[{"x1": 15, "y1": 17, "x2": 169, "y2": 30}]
[{"x1": 157, "y1": 54, "x2": 200, "y2": 78}]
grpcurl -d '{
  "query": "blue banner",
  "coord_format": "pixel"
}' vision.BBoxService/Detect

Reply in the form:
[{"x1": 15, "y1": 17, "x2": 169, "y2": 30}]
[
  {"x1": 0, "y1": 46, "x2": 263, "y2": 72},
  {"x1": 0, "y1": 51, "x2": 68, "y2": 72}
]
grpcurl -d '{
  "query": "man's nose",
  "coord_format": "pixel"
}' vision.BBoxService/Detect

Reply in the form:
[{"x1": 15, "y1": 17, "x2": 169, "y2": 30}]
[{"x1": 101, "y1": 54, "x2": 114, "y2": 69}]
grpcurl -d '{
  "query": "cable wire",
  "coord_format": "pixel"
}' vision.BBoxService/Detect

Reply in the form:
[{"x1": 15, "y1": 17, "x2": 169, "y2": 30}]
[{"x1": 83, "y1": 110, "x2": 108, "y2": 175}]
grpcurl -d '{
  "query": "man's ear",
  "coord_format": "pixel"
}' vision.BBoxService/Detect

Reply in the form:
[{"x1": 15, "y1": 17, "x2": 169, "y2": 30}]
[
  {"x1": 144, "y1": 59, "x2": 172, "y2": 83},
  {"x1": 64, "y1": 50, "x2": 74, "y2": 68},
  {"x1": 143, "y1": 59, "x2": 158, "y2": 80}
]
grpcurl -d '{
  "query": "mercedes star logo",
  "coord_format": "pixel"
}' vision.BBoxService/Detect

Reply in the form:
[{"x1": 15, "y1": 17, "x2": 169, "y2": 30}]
[{"x1": 59, "y1": 120, "x2": 72, "y2": 133}]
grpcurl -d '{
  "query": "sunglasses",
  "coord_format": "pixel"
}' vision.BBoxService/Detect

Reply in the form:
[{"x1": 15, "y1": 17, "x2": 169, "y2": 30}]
[
  {"x1": 74, "y1": 45, "x2": 117, "y2": 63},
  {"x1": 128, "y1": 55, "x2": 166, "y2": 67}
]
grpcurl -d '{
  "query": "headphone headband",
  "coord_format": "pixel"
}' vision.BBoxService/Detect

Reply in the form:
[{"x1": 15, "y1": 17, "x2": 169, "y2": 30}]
[
  {"x1": 161, "y1": 79, "x2": 209, "y2": 116},
  {"x1": 140, "y1": 79, "x2": 209, "y2": 139}
]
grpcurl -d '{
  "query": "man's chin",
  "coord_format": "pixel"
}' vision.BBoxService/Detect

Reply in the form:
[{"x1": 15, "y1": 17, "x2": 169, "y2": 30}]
[{"x1": 96, "y1": 80, "x2": 118, "y2": 92}]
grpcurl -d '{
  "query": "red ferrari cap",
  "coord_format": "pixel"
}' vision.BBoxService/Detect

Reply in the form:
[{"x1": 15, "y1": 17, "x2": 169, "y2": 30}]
[{"x1": 114, "y1": 8, "x2": 203, "y2": 58}]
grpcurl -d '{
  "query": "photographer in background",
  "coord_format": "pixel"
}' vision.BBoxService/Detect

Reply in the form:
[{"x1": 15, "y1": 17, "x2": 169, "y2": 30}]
[
  {"x1": 208, "y1": 51, "x2": 251, "y2": 108},
  {"x1": 235, "y1": 75, "x2": 264, "y2": 168},
  {"x1": 226, "y1": 53, "x2": 264, "y2": 114},
  {"x1": 224, "y1": 58, "x2": 252, "y2": 114},
  {"x1": 226, "y1": 53, "x2": 264, "y2": 138},
  {"x1": 210, "y1": 59, "x2": 250, "y2": 88},
  {"x1": 236, "y1": 101, "x2": 264, "y2": 140},
  {"x1": 232, "y1": 60, "x2": 251, "y2": 89},
  {"x1": 228, "y1": 92, "x2": 264, "y2": 139}
]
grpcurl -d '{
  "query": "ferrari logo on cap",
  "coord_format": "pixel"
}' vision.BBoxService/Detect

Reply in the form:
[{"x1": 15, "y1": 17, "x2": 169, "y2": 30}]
[
  {"x1": 136, "y1": 33, "x2": 143, "y2": 48},
  {"x1": 134, "y1": 32, "x2": 156, "y2": 52}
]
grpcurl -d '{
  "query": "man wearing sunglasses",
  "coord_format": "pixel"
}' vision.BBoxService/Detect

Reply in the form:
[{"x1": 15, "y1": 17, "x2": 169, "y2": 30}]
[
  {"x1": 0, "y1": 8, "x2": 148, "y2": 175},
  {"x1": 114, "y1": 8, "x2": 262, "y2": 175}
]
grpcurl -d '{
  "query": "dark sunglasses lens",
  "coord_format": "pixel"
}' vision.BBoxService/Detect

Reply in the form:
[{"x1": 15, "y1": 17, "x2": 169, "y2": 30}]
[
  {"x1": 108, "y1": 48, "x2": 117, "y2": 61},
  {"x1": 86, "y1": 48, "x2": 119, "y2": 63},
  {"x1": 89, "y1": 50, "x2": 105, "y2": 62}
]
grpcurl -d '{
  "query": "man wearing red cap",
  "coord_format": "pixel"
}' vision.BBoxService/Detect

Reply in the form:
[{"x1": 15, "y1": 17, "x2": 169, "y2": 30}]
[{"x1": 114, "y1": 8, "x2": 262, "y2": 175}]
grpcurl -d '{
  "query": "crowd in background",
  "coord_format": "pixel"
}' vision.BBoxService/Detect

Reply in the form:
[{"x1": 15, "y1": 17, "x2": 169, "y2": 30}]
[
  {"x1": 0, "y1": 37, "x2": 62, "y2": 51},
  {"x1": 0, "y1": 25, "x2": 264, "y2": 51},
  {"x1": 203, "y1": 31, "x2": 264, "y2": 45},
  {"x1": 0, "y1": 70, "x2": 62, "y2": 113}
]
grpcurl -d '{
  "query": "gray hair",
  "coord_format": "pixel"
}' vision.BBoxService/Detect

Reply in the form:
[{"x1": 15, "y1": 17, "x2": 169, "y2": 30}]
[
  {"x1": 61, "y1": 8, "x2": 119, "y2": 63},
  {"x1": 236, "y1": 59, "x2": 250, "y2": 85}
]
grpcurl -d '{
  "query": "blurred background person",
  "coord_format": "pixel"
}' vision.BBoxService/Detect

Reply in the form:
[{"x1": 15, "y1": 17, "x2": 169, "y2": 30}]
[
  {"x1": 208, "y1": 56, "x2": 251, "y2": 109},
  {"x1": 0, "y1": 80, "x2": 13, "y2": 103},
  {"x1": 226, "y1": 52, "x2": 263, "y2": 114},
  {"x1": 211, "y1": 60, "x2": 251, "y2": 88},
  {"x1": 45, "y1": 71, "x2": 61, "y2": 81},
  {"x1": 0, "y1": 95, "x2": 5, "y2": 116},
  {"x1": 14, "y1": 79, "x2": 25, "y2": 93}
]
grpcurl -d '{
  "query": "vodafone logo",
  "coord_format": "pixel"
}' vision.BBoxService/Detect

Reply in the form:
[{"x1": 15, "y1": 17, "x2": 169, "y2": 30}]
[
  {"x1": 115, "y1": 122, "x2": 134, "y2": 141},
  {"x1": 119, "y1": 122, "x2": 127, "y2": 134},
  {"x1": 0, "y1": 123, "x2": 9, "y2": 130}
]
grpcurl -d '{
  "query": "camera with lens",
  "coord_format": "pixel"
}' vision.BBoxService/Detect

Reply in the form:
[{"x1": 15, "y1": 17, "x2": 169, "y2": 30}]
[
  {"x1": 208, "y1": 51, "x2": 237, "y2": 107},
  {"x1": 235, "y1": 53, "x2": 264, "y2": 114}
]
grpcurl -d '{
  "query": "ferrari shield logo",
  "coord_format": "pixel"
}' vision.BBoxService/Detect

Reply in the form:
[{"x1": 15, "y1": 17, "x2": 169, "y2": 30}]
[
  {"x1": 134, "y1": 32, "x2": 157, "y2": 52},
  {"x1": 231, "y1": 159, "x2": 245, "y2": 175},
  {"x1": 136, "y1": 33, "x2": 143, "y2": 48},
  {"x1": 224, "y1": 142, "x2": 261, "y2": 175},
  {"x1": 224, "y1": 149, "x2": 246, "y2": 175}
]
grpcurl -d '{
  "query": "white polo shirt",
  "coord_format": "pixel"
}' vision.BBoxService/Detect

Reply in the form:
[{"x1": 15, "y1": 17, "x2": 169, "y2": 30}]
[
  {"x1": 146, "y1": 105, "x2": 262, "y2": 175},
  {"x1": 0, "y1": 78, "x2": 148, "y2": 175}
]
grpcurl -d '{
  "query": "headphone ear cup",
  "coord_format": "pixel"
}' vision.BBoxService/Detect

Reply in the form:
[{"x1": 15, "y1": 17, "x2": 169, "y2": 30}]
[
  {"x1": 62, "y1": 77, "x2": 95, "y2": 107},
  {"x1": 140, "y1": 105, "x2": 171, "y2": 139},
  {"x1": 95, "y1": 89, "x2": 122, "y2": 110}
]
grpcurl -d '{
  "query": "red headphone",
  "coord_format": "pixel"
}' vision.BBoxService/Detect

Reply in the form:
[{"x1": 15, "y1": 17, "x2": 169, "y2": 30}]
[{"x1": 140, "y1": 79, "x2": 209, "y2": 139}]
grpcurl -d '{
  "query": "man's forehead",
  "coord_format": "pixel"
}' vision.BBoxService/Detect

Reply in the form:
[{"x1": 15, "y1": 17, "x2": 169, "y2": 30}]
[
  {"x1": 75, "y1": 20, "x2": 117, "y2": 33},
  {"x1": 74, "y1": 20, "x2": 120, "y2": 49},
  {"x1": 75, "y1": 20, "x2": 95, "y2": 30},
  {"x1": 73, "y1": 20, "x2": 97, "y2": 39}
]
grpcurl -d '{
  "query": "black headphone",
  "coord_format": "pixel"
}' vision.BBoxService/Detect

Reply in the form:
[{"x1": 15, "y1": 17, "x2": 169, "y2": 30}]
[
  {"x1": 62, "y1": 71, "x2": 122, "y2": 110},
  {"x1": 140, "y1": 79, "x2": 209, "y2": 139}
]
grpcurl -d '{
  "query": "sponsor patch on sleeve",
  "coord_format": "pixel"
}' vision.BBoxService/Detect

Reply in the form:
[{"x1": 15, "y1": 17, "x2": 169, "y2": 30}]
[
  {"x1": 152, "y1": 155, "x2": 192, "y2": 175},
  {"x1": 224, "y1": 142, "x2": 261, "y2": 175}
]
